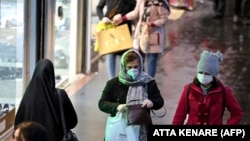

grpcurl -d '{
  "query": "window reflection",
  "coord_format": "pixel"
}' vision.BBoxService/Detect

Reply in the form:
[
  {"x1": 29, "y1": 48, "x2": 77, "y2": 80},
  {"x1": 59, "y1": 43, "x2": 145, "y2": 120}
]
[
  {"x1": 0, "y1": 0, "x2": 24, "y2": 135},
  {"x1": 54, "y1": 0, "x2": 71, "y2": 83}
]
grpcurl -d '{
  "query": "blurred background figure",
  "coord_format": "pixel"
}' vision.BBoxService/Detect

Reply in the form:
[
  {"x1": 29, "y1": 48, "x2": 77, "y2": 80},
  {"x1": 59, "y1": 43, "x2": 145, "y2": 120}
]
[
  {"x1": 112, "y1": 0, "x2": 171, "y2": 78},
  {"x1": 213, "y1": 0, "x2": 226, "y2": 19},
  {"x1": 169, "y1": 0, "x2": 196, "y2": 11},
  {"x1": 96, "y1": 0, "x2": 136, "y2": 79},
  {"x1": 233, "y1": 0, "x2": 250, "y2": 25}
]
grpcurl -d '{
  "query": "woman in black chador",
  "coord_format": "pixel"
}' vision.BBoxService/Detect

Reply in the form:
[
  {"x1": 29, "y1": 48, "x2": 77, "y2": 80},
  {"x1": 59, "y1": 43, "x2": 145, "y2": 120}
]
[{"x1": 14, "y1": 59, "x2": 78, "y2": 141}]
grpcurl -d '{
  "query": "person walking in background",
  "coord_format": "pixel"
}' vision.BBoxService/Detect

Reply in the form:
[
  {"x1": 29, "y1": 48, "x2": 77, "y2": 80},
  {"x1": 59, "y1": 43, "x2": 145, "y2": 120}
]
[
  {"x1": 14, "y1": 59, "x2": 78, "y2": 141},
  {"x1": 172, "y1": 50, "x2": 243, "y2": 125},
  {"x1": 96, "y1": 0, "x2": 136, "y2": 79},
  {"x1": 213, "y1": 0, "x2": 226, "y2": 19},
  {"x1": 99, "y1": 49, "x2": 164, "y2": 140},
  {"x1": 112, "y1": 0, "x2": 170, "y2": 78},
  {"x1": 233, "y1": 0, "x2": 250, "y2": 25},
  {"x1": 169, "y1": 0, "x2": 195, "y2": 11},
  {"x1": 12, "y1": 121, "x2": 50, "y2": 141}
]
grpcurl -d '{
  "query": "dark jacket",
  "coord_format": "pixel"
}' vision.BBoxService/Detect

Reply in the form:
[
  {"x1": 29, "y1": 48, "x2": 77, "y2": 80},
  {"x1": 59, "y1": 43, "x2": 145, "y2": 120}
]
[
  {"x1": 14, "y1": 59, "x2": 78, "y2": 141},
  {"x1": 96, "y1": 0, "x2": 136, "y2": 33},
  {"x1": 172, "y1": 79, "x2": 243, "y2": 125},
  {"x1": 98, "y1": 77, "x2": 164, "y2": 117},
  {"x1": 96, "y1": 0, "x2": 136, "y2": 19}
]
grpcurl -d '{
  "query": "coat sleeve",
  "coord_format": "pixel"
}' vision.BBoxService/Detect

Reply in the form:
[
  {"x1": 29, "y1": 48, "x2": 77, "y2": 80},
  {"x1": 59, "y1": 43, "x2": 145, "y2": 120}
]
[
  {"x1": 125, "y1": 0, "x2": 141, "y2": 20},
  {"x1": 172, "y1": 84, "x2": 190, "y2": 125},
  {"x1": 147, "y1": 80, "x2": 164, "y2": 110},
  {"x1": 96, "y1": 0, "x2": 106, "y2": 20},
  {"x1": 98, "y1": 79, "x2": 120, "y2": 116},
  {"x1": 224, "y1": 86, "x2": 243, "y2": 125},
  {"x1": 61, "y1": 89, "x2": 78, "y2": 129}
]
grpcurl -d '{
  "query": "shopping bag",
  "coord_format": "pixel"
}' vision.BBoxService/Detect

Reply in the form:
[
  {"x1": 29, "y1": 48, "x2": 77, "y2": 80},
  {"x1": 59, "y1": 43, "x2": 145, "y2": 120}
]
[
  {"x1": 96, "y1": 24, "x2": 133, "y2": 55},
  {"x1": 126, "y1": 125, "x2": 140, "y2": 141},
  {"x1": 139, "y1": 22, "x2": 149, "y2": 52},
  {"x1": 139, "y1": 22, "x2": 161, "y2": 53},
  {"x1": 94, "y1": 22, "x2": 115, "y2": 52},
  {"x1": 127, "y1": 104, "x2": 152, "y2": 125},
  {"x1": 105, "y1": 112, "x2": 140, "y2": 141},
  {"x1": 105, "y1": 112, "x2": 127, "y2": 141}
]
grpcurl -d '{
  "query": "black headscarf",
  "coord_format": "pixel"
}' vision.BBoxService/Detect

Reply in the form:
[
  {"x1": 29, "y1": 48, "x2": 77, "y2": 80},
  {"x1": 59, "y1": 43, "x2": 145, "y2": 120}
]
[{"x1": 14, "y1": 59, "x2": 77, "y2": 141}]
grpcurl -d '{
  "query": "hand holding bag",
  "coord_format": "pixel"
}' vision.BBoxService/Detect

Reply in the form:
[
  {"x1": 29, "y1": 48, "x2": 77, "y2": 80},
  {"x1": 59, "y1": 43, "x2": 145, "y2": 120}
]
[{"x1": 57, "y1": 89, "x2": 79, "y2": 141}]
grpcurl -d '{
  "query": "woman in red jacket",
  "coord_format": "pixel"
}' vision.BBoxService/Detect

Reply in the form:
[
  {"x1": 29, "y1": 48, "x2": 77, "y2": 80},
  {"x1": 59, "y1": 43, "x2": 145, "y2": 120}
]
[{"x1": 172, "y1": 50, "x2": 243, "y2": 125}]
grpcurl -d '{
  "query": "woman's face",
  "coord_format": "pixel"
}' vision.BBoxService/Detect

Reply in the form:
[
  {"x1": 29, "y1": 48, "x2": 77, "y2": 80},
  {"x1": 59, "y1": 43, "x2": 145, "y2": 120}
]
[
  {"x1": 13, "y1": 128, "x2": 26, "y2": 141},
  {"x1": 126, "y1": 60, "x2": 140, "y2": 70}
]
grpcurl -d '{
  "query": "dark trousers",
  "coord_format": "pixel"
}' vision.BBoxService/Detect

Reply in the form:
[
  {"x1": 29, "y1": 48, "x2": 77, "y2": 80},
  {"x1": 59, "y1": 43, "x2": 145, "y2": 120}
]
[
  {"x1": 213, "y1": 0, "x2": 226, "y2": 16},
  {"x1": 234, "y1": 0, "x2": 250, "y2": 18},
  {"x1": 234, "y1": 0, "x2": 243, "y2": 17}
]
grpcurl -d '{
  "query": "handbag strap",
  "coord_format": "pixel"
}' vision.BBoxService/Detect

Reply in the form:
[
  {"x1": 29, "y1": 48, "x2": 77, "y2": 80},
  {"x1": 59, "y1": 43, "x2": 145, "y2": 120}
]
[
  {"x1": 151, "y1": 106, "x2": 166, "y2": 118},
  {"x1": 57, "y1": 89, "x2": 68, "y2": 136},
  {"x1": 108, "y1": 0, "x2": 122, "y2": 18}
]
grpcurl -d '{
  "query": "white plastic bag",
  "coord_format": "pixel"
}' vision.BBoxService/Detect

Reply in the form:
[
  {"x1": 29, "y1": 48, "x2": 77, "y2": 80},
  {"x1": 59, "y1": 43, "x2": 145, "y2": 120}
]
[
  {"x1": 126, "y1": 125, "x2": 140, "y2": 141},
  {"x1": 105, "y1": 112, "x2": 140, "y2": 141},
  {"x1": 105, "y1": 112, "x2": 127, "y2": 141}
]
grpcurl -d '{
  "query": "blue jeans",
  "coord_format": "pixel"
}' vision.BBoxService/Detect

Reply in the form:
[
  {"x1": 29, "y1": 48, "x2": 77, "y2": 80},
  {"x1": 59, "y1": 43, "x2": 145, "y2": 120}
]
[
  {"x1": 145, "y1": 53, "x2": 159, "y2": 77},
  {"x1": 106, "y1": 53, "x2": 120, "y2": 79}
]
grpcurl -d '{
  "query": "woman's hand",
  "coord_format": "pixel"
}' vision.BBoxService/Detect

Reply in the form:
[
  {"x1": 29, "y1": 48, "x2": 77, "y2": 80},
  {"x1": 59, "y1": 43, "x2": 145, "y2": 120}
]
[
  {"x1": 101, "y1": 17, "x2": 111, "y2": 24},
  {"x1": 142, "y1": 99, "x2": 153, "y2": 108},
  {"x1": 117, "y1": 104, "x2": 127, "y2": 113},
  {"x1": 112, "y1": 14, "x2": 123, "y2": 26}
]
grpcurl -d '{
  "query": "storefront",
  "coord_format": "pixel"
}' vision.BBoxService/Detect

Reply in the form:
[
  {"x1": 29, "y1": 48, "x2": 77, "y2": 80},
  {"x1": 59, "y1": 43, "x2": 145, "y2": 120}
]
[{"x1": 0, "y1": 0, "x2": 98, "y2": 139}]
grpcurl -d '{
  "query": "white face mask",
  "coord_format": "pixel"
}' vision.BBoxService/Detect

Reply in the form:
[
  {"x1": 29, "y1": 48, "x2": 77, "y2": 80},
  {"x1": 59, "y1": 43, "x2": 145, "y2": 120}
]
[
  {"x1": 127, "y1": 68, "x2": 139, "y2": 80},
  {"x1": 197, "y1": 73, "x2": 213, "y2": 85}
]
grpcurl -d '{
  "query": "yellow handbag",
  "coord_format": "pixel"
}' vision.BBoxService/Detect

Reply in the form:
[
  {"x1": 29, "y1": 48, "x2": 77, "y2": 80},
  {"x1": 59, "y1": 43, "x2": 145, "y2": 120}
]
[
  {"x1": 95, "y1": 24, "x2": 133, "y2": 55},
  {"x1": 94, "y1": 22, "x2": 115, "y2": 52}
]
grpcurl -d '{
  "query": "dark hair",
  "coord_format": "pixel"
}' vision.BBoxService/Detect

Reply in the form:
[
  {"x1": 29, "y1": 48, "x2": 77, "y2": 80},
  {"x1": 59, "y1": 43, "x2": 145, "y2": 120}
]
[
  {"x1": 13, "y1": 121, "x2": 50, "y2": 141},
  {"x1": 124, "y1": 51, "x2": 140, "y2": 66}
]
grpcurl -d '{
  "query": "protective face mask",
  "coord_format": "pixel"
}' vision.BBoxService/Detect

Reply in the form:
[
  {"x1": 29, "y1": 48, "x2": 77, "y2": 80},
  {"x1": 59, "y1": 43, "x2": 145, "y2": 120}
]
[
  {"x1": 127, "y1": 68, "x2": 139, "y2": 80},
  {"x1": 197, "y1": 73, "x2": 213, "y2": 85}
]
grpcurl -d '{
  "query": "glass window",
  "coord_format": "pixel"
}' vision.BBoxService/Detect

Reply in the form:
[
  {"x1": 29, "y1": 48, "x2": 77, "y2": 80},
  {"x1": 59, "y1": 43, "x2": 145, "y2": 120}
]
[
  {"x1": 0, "y1": 0, "x2": 24, "y2": 135},
  {"x1": 54, "y1": 0, "x2": 72, "y2": 83}
]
